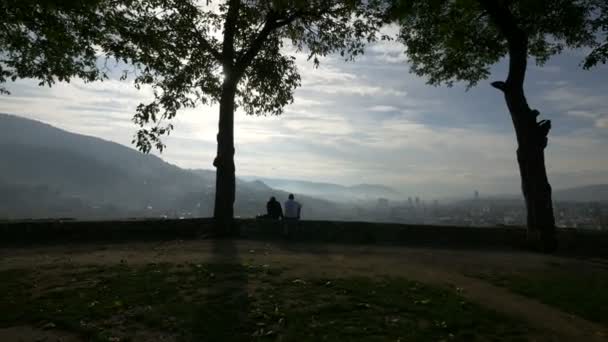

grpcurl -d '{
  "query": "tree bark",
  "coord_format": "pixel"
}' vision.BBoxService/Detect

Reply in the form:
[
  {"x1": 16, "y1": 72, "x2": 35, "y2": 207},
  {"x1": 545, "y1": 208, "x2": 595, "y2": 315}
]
[
  {"x1": 482, "y1": 0, "x2": 557, "y2": 252},
  {"x1": 213, "y1": 80, "x2": 237, "y2": 234},
  {"x1": 501, "y1": 84, "x2": 557, "y2": 252},
  {"x1": 212, "y1": 0, "x2": 240, "y2": 235}
]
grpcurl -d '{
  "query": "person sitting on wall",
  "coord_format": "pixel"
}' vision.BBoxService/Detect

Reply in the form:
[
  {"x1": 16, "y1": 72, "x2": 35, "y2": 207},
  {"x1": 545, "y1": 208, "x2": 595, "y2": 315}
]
[
  {"x1": 283, "y1": 194, "x2": 302, "y2": 237},
  {"x1": 266, "y1": 196, "x2": 283, "y2": 220}
]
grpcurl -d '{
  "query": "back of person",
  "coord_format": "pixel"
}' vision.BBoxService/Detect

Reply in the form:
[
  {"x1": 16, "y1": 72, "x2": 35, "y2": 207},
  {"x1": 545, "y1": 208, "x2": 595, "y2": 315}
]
[
  {"x1": 284, "y1": 194, "x2": 302, "y2": 219},
  {"x1": 267, "y1": 197, "x2": 283, "y2": 220}
]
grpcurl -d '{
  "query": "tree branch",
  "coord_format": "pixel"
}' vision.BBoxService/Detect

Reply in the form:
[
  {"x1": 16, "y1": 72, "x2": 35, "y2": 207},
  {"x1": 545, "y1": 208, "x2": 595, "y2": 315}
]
[
  {"x1": 192, "y1": 25, "x2": 222, "y2": 61},
  {"x1": 233, "y1": 10, "x2": 303, "y2": 78},
  {"x1": 222, "y1": 0, "x2": 241, "y2": 74},
  {"x1": 479, "y1": 0, "x2": 527, "y2": 89}
]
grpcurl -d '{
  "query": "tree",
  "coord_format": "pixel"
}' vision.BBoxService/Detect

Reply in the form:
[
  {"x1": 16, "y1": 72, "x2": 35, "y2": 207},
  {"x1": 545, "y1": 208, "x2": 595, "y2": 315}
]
[
  {"x1": 107, "y1": 0, "x2": 384, "y2": 232},
  {"x1": 583, "y1": 1, "x2": 608, "y2": 69},
  {"x1": 0, "y1": 0, "x2": 110, "y2": 94},
  {"x1": 390, "y1": 0, "x2": 604, "y2": 251}
]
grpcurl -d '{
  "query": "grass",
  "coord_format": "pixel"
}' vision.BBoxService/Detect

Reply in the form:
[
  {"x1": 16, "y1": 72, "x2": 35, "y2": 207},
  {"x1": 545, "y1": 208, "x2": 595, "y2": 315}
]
[
  {"x1": 473, "y1": 262, "x2": 608, "y2": 327},
  {"x1": 0, "y1": 262, "x2": 534, "y2": 341}
]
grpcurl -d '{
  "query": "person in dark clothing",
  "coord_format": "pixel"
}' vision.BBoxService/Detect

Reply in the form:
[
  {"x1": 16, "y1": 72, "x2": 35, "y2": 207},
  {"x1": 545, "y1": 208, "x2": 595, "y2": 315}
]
[{"x1": 266, "y1": 196, "x2": 283, "y2": 220}]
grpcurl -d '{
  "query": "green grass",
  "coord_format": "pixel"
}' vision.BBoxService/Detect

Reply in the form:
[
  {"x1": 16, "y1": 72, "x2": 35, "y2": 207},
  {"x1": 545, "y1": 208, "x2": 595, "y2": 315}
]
[
  {"x1": 473, "y1": 263, "x2": 608, "y2": 327},
  {"x1": 0, "y1": 262, "x2": 533, "y2": 341}
]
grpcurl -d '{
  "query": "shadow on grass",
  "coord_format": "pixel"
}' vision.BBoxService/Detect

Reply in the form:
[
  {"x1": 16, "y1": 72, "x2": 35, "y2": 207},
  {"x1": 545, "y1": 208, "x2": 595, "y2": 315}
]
[{"x1": 194, "y1": 237, "x2": 249, "y2": 341}]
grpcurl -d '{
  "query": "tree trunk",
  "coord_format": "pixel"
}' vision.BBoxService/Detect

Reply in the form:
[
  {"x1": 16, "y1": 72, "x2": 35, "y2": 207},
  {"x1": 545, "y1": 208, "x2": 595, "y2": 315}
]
[
  {"x1": 213, "y1": 81, "x2": 237, "y2": 235},
  {"x1": 481, "y1": 0, "x2": 557, "y2": 252},
  {"x1": 502, "y1": 86, "x2": 557, "y2": 252},
  {"x1": 212, "y1": 0, "x2": 240, "y2": 235}
]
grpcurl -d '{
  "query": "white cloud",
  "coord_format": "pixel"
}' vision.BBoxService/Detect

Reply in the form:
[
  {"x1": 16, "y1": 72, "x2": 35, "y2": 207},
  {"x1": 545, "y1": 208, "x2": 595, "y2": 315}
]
[
  {"x1": 566, "y1": 110, "x2": 599, "y2": 119},
  {"x1": 1, "y1": 40, "x2": 608, "y2": 197},
  {"x1": 543, "y1": 86, "x2": 607, "y2": 110},
  {"x1": 310, "y1": 84, "x2": 406, "y2": 97},
  {"x1": 368, "y1": 105, "x2": 399, "y2": 112},
  {"x1": 368, "y1": 41, "x2": 408, "y2": 64}
]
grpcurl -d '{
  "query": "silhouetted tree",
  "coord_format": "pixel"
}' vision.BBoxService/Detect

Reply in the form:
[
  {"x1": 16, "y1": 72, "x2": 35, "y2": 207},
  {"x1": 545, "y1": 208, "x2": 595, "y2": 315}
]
[
  {"x1": 583, "y1": 1, "x2": 608, "y2": 69},
  {"x1": 0, "y1": 0, "x2": 110, "y2": 94},
  {"x1": 390, "y1": 0, "x2": 605, "y2": 251},
  {"x1": 108, "y1": 0, "x2": 384, "y2": 232}
]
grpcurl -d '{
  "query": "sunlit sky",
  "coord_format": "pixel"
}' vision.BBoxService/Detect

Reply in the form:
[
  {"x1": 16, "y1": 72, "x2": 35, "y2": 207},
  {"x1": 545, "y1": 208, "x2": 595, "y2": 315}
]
[{"x1": 1, "y1": 26, "x2": 607, "y2": 198}]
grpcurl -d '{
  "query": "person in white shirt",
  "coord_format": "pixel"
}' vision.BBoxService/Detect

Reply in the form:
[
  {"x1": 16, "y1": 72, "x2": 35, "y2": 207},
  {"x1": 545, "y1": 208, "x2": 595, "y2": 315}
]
[
  {"x1": 284, "y1": 194, "x2": 302, "y2": 219},
  {"x1": 283, "y1": 194, "x2": 302, "y2": 237}
]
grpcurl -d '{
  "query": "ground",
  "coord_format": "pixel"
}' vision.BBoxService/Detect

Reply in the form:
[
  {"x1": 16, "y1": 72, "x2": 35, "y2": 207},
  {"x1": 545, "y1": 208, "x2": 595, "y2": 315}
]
[{"x1": 1, "y1": 239, "x2": 607, "y2": 341}]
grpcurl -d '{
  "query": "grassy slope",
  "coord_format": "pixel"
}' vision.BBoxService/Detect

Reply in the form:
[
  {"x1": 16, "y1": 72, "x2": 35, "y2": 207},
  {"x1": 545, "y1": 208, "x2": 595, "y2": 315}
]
[
  {"x1": 473, "y1": 262, "x2": 608, "y2": 327},
  {"x1": 0, "y1": 263, "x2": 533, "y2": 342}
]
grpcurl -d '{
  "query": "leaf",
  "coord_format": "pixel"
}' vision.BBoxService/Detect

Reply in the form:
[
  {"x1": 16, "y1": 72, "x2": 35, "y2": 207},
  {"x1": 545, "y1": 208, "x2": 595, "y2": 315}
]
[{"x1": 42, "y1": 322, "x2": 56, "y2": 330}]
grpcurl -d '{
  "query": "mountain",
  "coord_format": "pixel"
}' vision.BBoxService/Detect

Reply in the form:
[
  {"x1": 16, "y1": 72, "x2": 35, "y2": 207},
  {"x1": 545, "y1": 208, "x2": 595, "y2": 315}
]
[
  {"x1": 239, "y1": 176, "x2": 402, "y2": 202},
  {"x1": 0, "y1": 113, "x2": 346, "y2": 220},
  {"x1": 478, "y1": 184, "x2": 608, "y2": 204},
  {"x1": 553, "y1": 184, "x2": 608, "y2": 202}
]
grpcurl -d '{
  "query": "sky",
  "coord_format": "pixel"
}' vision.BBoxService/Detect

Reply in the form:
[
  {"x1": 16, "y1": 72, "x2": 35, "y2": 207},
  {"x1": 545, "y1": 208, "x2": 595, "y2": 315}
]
[{"x1": 1, "y1": 26, "x2": 607, "y2": 199}]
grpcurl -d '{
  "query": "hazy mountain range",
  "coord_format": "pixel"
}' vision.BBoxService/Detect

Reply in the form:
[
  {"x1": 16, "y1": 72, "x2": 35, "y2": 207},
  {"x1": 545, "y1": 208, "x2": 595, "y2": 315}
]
[
  {"x1": 0, "y1": 113, "x2": 605, "y2": 220},
  {"x1": 553, "y1": 185, "x2": 608, "y2": 202},
  {"x1": 0, "y1": 114, "x2": 368, "y2": 220},
  {"x1": 240, "y1": 176, "x2": 402, "y2": 202}
]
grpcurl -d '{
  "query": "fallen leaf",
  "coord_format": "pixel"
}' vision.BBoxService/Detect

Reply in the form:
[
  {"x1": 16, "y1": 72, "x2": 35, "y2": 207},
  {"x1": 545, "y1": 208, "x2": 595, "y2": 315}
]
[{"x1": 42, "y1": 322, "x2": 56, "y2": 330}]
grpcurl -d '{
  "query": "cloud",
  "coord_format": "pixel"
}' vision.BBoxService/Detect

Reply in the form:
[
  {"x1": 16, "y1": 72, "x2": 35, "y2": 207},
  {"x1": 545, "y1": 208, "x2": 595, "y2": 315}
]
[
  {"x1": 542, "y1": 86, "x2": 607, "y2": 111},
  {"x1": 309, "y1": 84, "x2": 407, "y2": 97},
  {"x1": 596, "y1": 117, "x2": 608, "y2": 129},
  {"x1": 566, "y1": 110, "x2": 599, "y2": 119},
  {"x1": 541, "y1": 83, "x2": 608, "y2": 131},
  {"x1": 1, "y1": 39, "x2": 608, "y2": 198},
  {"x1": 368, "y1": 105, "x2": 399, "y2": 112},
  {"x1": 367, "y1": 41, "x2": 408, "y2": 64}
]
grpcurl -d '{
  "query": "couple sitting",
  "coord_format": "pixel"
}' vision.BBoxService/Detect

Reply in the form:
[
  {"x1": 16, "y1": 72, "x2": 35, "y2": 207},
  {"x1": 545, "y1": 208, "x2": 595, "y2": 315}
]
[{"x1": 265, "y1": 194, "x2": 302, "y2": 220}]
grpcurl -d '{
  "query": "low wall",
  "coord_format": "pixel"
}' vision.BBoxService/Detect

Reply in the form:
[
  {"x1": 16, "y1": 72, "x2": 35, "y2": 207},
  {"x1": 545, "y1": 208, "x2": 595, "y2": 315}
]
[
  {"x1": 0, "y1": 218, "x2": 214, "y2": 244},
  {"x1": 1, "y1": 218, "x2": 607, "y2": 257}
]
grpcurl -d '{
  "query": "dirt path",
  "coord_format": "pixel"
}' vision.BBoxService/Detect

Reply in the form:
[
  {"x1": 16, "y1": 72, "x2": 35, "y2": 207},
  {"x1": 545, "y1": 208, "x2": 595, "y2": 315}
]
[{"x1": 1, "y1": 239, "x2": 607, "y2": 341}]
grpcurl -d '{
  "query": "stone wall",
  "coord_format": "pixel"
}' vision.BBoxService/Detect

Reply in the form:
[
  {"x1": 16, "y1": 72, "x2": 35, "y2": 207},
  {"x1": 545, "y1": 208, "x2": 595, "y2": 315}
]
[{"x1": 1, "y1": 218, "x2": 606, "y2": 257}]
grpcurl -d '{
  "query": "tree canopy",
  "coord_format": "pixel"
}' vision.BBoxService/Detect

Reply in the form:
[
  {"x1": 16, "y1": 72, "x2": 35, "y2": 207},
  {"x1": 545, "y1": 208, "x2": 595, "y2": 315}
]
[
  {"x1": 105, "y1": 0, "x2": 385, "y2": 153},
  {"x1": 391, "y1": 0, "x2": 603, "y2": 88},
  {"x1": 0, "y1": 0, "x2": 111, "y2": 94},
  {"x1": 583, "y1": 1, "x2": 608, "y2": 69}
]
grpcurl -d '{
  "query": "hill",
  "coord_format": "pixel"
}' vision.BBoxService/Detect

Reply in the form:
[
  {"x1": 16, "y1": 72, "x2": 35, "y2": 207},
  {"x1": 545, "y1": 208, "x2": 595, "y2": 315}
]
[
  {"x1": 0, "y1": 113, "x2": 345, "y2": 220},
  {"x1": 239, "y1": 176, "x2": 402, "y2": 202},
  {"x1": 553, "y1": 184, "x2": 608, "y2": 202}
]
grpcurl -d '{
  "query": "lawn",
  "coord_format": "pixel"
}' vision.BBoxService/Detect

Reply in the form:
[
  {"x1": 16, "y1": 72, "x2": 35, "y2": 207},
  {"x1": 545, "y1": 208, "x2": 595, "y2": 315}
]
[
  {"x1": 0, "y1": 261, "x2": 534, "y2": 341},
  {"x1": 473, "y1": 261, "x2": 608, "y2": 327}
]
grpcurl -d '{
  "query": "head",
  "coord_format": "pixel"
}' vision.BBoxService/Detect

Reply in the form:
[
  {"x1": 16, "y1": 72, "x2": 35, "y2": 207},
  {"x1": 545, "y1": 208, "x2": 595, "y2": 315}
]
[
  {"x1": 288, "y1": 194, "x2": 294, "y2": 200},
  {"x1": 269, "y1": 196, "x2": 276, "y2": 202}
]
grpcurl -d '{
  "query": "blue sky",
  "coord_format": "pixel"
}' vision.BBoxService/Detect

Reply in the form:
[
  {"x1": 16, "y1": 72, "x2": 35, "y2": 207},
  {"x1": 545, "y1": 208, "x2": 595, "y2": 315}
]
[{"x1": 1, "y1": 26, "x2": 607, "y2": 199}]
